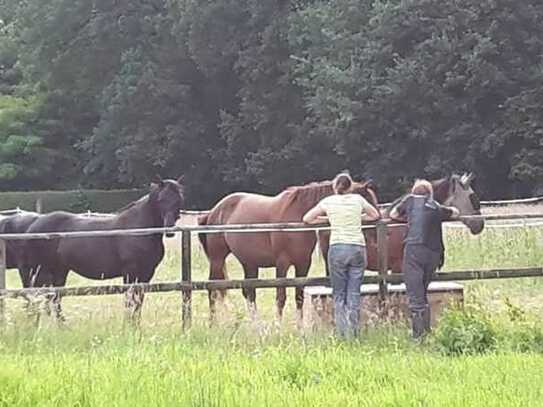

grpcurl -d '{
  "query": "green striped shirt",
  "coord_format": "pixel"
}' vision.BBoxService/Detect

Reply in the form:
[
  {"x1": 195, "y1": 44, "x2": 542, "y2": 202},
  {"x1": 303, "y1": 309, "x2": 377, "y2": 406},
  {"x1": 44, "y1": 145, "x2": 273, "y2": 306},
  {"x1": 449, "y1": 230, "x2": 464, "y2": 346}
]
[{"x1": 320, "y1": 194, "x2": 373, "y2": 246}]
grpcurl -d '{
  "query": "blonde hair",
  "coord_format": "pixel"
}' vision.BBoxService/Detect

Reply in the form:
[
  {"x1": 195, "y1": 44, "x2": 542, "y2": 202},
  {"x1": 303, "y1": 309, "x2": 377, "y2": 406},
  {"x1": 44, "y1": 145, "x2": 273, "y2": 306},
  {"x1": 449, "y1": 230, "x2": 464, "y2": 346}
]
[
  {"x1": 411, "y1": 179, "x2": 433, "y2": 199},
  {"x1": 333, "y1": 173, "x2": 353, "y2": 195}
]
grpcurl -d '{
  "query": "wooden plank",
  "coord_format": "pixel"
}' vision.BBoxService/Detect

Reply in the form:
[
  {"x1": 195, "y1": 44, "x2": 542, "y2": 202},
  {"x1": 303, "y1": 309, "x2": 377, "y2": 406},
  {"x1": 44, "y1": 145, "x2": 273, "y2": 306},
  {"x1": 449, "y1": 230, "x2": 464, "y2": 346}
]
[
  {"x1": 185, "y1": 196, "x2": 543, "y2": 212},
  {"x1": 0, "y1": 239, "x2": 5, "y2": 323},
  {"x1": 2, "y1": 267, "x2": 542, "y2": 299},
  {"x1": 181, "y1": 230, "x2": 192, "y2": 331},
  {"x1": 0, "y1": 277, "x2": 330, "y2": 298},
  {"x1": 0, "y1": 211, "x2": 540, "y2": 241},
  {"x1": 376, "y1": 221, "x2": 389, "y2": 303},
  {"x1": 480, "y1": 196, "x2": 543, "y2": 206}
]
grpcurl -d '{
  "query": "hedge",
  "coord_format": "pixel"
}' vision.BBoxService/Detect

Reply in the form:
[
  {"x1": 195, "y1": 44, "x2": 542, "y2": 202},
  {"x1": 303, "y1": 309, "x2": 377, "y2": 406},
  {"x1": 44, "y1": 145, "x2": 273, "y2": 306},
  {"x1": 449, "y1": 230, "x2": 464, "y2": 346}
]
[{"x1": 0, "y1": 189, "x2": 147, "y2": 213}]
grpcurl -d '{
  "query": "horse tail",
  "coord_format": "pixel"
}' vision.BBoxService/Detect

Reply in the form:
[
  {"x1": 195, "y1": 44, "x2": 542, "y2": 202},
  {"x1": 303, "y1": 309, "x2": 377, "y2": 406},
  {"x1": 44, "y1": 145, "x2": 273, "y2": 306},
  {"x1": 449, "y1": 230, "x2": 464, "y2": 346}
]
[
  {"x1": 197, "y1": 213, "x2": 209, "y2": 255},
  {"x1": 197, "y1": 212, "x2": 229, "y2": 304}
]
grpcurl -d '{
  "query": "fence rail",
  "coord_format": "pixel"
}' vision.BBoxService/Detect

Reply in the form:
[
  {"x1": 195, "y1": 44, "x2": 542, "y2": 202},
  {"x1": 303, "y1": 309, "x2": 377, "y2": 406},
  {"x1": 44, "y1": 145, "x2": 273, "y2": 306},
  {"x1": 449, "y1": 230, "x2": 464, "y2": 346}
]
[
  {"x1": 2, "y1": 267, "x2": 542, "y2": 299},
  {"x1": 0, "y1": 212, "x2": 542, "y2": 241},
  {"x1": 179, "y1": 195, "x2": 543, "y2": 215},
  {"x1": 1, "y1": 193, "x2": 541, "y2": 218},
  {"x1": 0, "y1": 209, "x2": 542, "y2": 329},
  {"x1": 480, "y1": 196, "x2": 543, "y2": 206}
]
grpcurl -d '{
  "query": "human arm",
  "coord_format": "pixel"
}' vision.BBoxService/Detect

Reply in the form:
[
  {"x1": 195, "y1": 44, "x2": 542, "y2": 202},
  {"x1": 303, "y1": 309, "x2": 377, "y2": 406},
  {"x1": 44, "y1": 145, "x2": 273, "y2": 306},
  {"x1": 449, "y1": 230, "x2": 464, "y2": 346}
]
[
  {"x1": 303, "y1": 204, "x2": 327, "y2": 224},
  {"x1": 389, "y1": 196, "x2": 410, "y2": 222},
  {"x1": 439, "y1": 205, "x2": 459, "y2": 221},
  {"x1": 361, "y1": 204, "x2": 380, "y2": 222}
]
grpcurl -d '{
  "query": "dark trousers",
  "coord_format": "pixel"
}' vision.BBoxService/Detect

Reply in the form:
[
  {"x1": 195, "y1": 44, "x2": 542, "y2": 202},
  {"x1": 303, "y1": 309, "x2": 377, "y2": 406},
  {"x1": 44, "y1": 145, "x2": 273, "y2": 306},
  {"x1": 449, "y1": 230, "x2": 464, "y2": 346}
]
[{"x1": 403, "y1": 244, "x2": 441, "y2": 338}]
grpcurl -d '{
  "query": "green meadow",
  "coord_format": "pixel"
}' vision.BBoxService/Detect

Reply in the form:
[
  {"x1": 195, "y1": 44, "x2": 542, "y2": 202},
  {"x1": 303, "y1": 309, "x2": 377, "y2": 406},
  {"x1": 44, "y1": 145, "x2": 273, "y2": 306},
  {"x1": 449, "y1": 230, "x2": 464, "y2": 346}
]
[{"x1": 1, "y1": 219, "x2": 543, "y2": 406}]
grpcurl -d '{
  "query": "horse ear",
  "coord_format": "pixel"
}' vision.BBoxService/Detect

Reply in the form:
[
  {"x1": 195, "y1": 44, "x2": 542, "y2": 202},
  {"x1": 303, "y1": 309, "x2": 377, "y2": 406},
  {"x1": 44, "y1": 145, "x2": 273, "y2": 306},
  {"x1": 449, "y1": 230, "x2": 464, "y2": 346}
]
[
  {"x1": 177, "y1": 175, "x2": 185, "y2": 184},
  {"x1": 151, "y1": 174, "x2": 164, "y2": 188},
  {"x1": 449, "y1": 175, "x2": 457, "y2": 193},
  {"x1": 362, "y1": 179, "x2": 376, "y2": 191}
]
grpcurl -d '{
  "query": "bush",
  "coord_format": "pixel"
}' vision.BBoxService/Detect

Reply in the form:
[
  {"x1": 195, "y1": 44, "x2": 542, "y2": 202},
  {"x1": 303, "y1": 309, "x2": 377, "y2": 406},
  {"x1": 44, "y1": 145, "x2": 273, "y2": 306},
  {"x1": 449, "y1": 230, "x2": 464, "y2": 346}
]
[
  {"x1": 506, "y1": 322, "x2": 543, "y2": 353},
  {"x1": 0, "y1": 189, "x2": 146, "y2": 213},
  {"x1": 434, "y1": 305, "x2": 497, "y2": 356},
  {"x1": 501, "y1": 298, "x2": 543, "y2": 353}
]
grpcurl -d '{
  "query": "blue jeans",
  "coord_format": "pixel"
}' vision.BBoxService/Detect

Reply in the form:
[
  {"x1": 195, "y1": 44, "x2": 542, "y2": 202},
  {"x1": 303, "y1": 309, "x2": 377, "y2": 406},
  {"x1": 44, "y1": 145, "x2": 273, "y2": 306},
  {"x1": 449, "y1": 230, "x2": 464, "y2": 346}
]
[{"x1": 328, "y1": 244, "x2": 367, "y2": 338}]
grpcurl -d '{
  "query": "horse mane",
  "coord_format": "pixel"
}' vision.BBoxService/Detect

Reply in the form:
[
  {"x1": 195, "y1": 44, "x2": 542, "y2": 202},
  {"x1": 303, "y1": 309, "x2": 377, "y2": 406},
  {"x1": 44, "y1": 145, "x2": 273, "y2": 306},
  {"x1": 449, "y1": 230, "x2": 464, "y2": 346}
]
[
  {"x1": 114, "y1": 180, "x2": 183, "y2": 215},
  {"x1": 352, "y1": 182, "x2": 379, "y2": 209},
  {"x1": 283, "y1": 179, "x2": 379, "y2": 209},
  {"x1": 383, "y1": 195, "x2": 405, "y2": 216},
  {"x1": 115, "y1": 194, "x2": 150, "y2": 214},
  {"x1": 284, "y1": 181, "x2": 334, "y2": 207},
  {"x1": 432, "y1": 176, "x2": 454, "y2": 203}
]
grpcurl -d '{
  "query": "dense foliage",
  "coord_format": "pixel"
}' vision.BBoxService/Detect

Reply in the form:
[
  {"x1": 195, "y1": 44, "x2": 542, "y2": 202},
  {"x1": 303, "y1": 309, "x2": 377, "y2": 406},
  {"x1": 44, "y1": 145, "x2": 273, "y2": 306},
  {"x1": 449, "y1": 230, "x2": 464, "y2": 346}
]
[
  {"x1": 0, "y1": 188, "x2": 144, "y2": 212},
  {"x1": 1, "y1": 0, "x2": 542, "y2": 205}
]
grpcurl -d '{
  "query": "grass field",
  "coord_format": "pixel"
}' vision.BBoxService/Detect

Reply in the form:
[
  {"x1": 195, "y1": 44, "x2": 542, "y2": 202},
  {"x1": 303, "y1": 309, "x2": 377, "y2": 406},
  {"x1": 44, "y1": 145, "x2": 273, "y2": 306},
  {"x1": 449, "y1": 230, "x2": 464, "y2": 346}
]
[
  {"x1": 1, "y1": 212, "x2": 543, "y2": 406},
  {"x1": 3, "y1": 327, "x2": 543, "y2": 406}
]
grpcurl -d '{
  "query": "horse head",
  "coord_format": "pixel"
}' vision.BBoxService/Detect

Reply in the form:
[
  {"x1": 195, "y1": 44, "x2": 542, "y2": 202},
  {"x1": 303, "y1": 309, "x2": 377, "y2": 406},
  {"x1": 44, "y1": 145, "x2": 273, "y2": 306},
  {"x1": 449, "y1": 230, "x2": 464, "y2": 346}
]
[
  {"x1": 351, "y1": 179, "x2": 380, "y2": 213},
  {"x1": 149, "y1": 175, "x2": 185, "y2": 237},
  {"x1": 440, "y1": 173, "x2": 484, "y2": 235}
]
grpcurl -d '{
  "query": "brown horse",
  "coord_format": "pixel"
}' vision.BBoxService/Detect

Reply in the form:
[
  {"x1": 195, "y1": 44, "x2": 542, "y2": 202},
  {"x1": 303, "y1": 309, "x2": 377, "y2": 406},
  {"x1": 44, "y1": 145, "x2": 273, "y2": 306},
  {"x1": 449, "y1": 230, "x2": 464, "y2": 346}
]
[
  {"x1": 382, "y1": 173, "x2": 484, "y2": 272},
  {"x1": 198, "y1": 179, "x2": 380, "y2": 325},
  {"x1": 319, "y1": 173, "x2": 484, "y2": 274}
]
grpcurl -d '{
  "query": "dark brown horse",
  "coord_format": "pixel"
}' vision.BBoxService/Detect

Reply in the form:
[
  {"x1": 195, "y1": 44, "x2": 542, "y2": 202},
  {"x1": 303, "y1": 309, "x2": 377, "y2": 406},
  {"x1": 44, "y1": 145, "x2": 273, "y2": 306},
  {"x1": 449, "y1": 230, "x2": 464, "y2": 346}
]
[
  {"x1": 198, "y1": 179, "x2": 379, "y2": 325},
  {"x1": 0, "y1": 211, "x2": 42, "y2": 315},
  {"x1": 0, "y1": 211, "x2": 41, "y2": 288},
  {"x1": 24, "y1": 176, "x2": 184, "y2": 321},
  {"x1": 321, "y1": 173, "x2": 483, "y2": 274}
]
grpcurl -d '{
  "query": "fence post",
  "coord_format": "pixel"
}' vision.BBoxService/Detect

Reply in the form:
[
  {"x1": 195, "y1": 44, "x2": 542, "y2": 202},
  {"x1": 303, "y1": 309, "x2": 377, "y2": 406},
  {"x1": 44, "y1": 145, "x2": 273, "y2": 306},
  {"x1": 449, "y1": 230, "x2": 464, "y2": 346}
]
[
  {"x1": 35, "y1": 198, "x2": 42, "y2": 213},
  {"x1": 181, "y1": 230, "x2": 192, "y2": 331},
  {"x1": 0, "y1": 239, "x2": 6, "y2": 323},
  {"x1": 376, "y1": 220, "x2": 389, "y2": 306}
]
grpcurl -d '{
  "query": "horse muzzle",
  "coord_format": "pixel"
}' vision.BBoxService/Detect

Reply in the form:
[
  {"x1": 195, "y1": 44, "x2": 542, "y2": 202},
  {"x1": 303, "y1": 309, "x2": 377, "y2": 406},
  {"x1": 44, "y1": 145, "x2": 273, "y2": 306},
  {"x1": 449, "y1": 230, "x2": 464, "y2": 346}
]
[
  {"x1": 463, "y1": 212, "x2": 485, "y2": 235},
  {"x1": 163, "y1": 215, "x2": 178, "y2": 238}
]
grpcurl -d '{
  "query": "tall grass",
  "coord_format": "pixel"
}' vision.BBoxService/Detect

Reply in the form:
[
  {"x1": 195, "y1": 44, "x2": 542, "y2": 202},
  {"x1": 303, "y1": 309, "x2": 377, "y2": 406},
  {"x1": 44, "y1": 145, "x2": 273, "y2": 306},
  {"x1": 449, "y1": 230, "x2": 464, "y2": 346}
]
[
  {"x1": 1, "y1": 221, "x2": 543, "y2": 406},
  {"x1": 2, "y1": 323, "x2": 543, "y2": 406}
]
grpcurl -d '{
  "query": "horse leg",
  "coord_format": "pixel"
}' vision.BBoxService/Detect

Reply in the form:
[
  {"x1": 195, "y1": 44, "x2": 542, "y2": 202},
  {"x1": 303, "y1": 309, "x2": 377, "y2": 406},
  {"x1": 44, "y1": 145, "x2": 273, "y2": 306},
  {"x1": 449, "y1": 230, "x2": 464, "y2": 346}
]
[
  {"x1": 123, "y1": 273, "x2": 144, "y2": 326},
  {"x1": 275, "y1": 257, "x2": 291, "y2": 324},
  {"x1": 208, "y1": 257, "x2": 227, "y2": 325},
  {"x1": 318, "y1": 231, "x2": 330, "y2": 276},
  {"x1": 28, "y1": 265, "x2": 54, "y2": 326},
  {"x1": 295, "y1": 260, "x2": 312, "y2": 331},
  {"x1": 50, "y1": 269, "x2": 69, "y2": 325},
  {"x1": 18, "y1": 266, "x2": 35, "y2": 317},
  {"x1": 241, "y1": 263, "x2": 259, "y2": 321}
]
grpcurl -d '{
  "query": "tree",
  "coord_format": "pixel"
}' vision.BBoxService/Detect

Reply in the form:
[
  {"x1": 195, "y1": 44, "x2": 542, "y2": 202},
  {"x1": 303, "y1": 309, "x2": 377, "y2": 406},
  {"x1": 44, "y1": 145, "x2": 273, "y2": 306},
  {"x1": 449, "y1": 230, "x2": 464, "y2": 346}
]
[{"x1": 289, "y1": 0, "x2": 543, "y2": 198}]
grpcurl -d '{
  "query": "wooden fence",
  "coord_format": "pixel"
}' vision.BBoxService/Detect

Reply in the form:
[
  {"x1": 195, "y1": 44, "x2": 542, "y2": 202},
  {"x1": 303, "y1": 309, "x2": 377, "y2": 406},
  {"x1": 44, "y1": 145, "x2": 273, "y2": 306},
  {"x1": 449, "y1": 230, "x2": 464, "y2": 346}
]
[
  {"x1": 179, "y1": 195, "x2": 543, "y2": 215},
  {"x1": 0, "y1": 212, "x2": 543, "y2": 330}
]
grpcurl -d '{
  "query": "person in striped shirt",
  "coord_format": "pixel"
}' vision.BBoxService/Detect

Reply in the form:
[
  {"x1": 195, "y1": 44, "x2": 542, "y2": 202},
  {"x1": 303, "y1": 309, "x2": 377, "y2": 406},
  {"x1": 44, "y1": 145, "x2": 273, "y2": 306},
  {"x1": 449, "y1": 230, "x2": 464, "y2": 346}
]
[{"x1": 303, "y1": 173, "x2": 380, "y2": 338}]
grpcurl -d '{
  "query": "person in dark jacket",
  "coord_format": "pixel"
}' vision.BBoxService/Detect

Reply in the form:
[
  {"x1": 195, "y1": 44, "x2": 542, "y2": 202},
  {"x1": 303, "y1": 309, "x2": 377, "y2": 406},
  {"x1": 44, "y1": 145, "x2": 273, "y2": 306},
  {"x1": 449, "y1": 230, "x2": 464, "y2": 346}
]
[{"x1": 389, "y1": 179, "x2": 459, "y2": 339}]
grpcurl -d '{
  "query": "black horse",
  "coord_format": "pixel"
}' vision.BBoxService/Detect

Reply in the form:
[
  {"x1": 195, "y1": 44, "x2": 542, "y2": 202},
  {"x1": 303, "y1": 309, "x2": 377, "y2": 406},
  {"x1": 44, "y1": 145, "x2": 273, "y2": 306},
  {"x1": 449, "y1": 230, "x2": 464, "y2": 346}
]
[
  {"x1": 0, "y1": 211, "x2": 41, "y2": 288},
  {"x1": 25, "y1": 176, "x2": 185, "y2": 321}
]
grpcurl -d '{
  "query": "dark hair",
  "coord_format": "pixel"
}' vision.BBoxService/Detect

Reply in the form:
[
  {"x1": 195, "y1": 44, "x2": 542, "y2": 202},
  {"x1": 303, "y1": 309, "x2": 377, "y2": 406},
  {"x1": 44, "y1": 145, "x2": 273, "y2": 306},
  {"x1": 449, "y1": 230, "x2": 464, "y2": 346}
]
[{"x1": 333, "y1": 173, "x2": 352, "y2": 195}]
